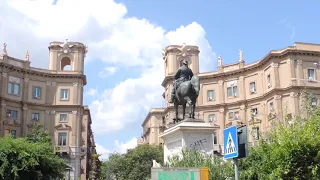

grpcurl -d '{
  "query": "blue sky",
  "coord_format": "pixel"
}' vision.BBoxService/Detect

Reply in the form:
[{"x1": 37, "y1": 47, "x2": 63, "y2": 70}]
[
  {"x1": 1, "y1": 0, "x2": 320, "y2": 159},
  {"x1": 88, "y1": 0, "x2": 320, "y2": 157}
]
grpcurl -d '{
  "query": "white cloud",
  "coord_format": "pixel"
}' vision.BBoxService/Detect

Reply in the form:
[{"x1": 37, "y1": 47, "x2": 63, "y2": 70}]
[
  {"x1": 99, "y1": 66, "x2": 117, "y2": 78},
  {"x1": 0, "y1": 0, "x2": 216, "y2": 136},
  {"x1": 90, "y1": 22, "x2": 216, "y2": 134},
  {"x1": 114, "y1": 137, "x2": 138, "y2": 154},
  {"x1": 86, "y1": 88, "x2": 98, "y2": 97},
  {"x1": 96, "y1": 137, "x2": 138, "y2": 160},
  {"x1": 95, "y1": 143, "x2": 111, "y2": 161}
]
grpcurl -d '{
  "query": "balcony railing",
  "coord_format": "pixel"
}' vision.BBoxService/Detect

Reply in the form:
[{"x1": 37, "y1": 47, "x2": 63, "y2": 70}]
[
  {"x1": 213, "y1": 144, "x2": 221, "y2": 152},
  {"x1": 55, "y1": 145, "x2": 69, "y2": 152}
]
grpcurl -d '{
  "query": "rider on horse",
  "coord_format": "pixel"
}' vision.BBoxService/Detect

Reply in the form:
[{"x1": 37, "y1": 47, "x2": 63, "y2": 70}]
[{"x1": 168, "y1": 59, "x2": 194, "y2": 103}]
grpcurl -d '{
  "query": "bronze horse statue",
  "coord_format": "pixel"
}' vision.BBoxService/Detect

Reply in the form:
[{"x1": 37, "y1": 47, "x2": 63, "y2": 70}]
[{"x1": 173, "y1": 75, "x2": 200, "y2": 123}]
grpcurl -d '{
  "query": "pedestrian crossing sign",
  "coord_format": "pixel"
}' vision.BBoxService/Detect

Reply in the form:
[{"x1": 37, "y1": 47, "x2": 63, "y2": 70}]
[{"x1": 223, "y1": 125, "x2": 239, "y2": 159}]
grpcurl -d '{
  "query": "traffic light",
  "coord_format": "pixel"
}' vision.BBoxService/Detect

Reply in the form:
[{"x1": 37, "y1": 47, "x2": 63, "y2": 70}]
[{"x1": 237, "y1": 126, "x2": 248, "y2": 159}]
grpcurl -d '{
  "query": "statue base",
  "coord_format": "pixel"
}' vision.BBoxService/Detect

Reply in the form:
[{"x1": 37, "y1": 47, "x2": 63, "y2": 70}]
[
  {"x1": 169, "y1": 118, "x2": 205, "y2": 128},
  {"x1": 159, "y1": 119, "x2": 220, "y2": 164}
]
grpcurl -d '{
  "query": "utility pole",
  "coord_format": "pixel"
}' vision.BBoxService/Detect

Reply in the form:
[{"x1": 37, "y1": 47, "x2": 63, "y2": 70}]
[{"x1": 233, "y1": 158, "x2": 239, "y2": 180}]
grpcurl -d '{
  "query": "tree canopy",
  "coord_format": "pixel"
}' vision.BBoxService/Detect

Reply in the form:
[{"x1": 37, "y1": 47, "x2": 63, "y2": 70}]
[
  {"x1": 0, "y1": 123, "x2": 67, "y2": 180},
  {"x1": 240, "y1": 99, "x2": 320, "y2": 179},
  {"x1": 102, "y1": 144, "x2": 163, "y2": 180}
]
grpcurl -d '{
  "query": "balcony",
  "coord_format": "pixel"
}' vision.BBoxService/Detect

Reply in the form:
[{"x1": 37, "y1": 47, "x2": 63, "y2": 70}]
[
  {"x1": 213, "y1": 144, "x2": 221, "y2": 152},
  {"x1": 143, "y1": 127, "x2": 150, "y2": 136},
  {"x1": 55, "y1": 146, "x2": 69, "y2": 152}
]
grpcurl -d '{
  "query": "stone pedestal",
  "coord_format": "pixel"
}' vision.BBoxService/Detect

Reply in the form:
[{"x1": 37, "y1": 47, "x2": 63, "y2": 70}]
[{"x1": 159, "y1": 118, "x2": 219, "y2": 164}]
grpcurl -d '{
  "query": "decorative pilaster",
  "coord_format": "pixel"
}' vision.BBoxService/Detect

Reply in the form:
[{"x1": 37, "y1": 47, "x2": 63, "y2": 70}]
[
  {"x1": 198, "y1": 84, "x2": 203, "y2": 105},
  {"x1": 297, "y1": 60, "x2": 303, "y2": 86},
  {"x1": 73, "y1": 82, "x2": 78, "y2": 105},
  {"x1": 44, "y1": 110, "x2": 51, "y2": 134},
  {"x1": 218, "y1": 80, "x2": 224, "y2": 104},
  {"x1": 290, "y1": 92, "x2": 300, "y2": 115},
  {"x1": 0, "y1": 72, "x2": 2, "y2": 96},
  {"x1": 272, "y1": 63, "x2": 280, "y2": 88},
  {"x1": 275, "y1": 95, "x2": 283, "y2": 120},
  {"x1": 72, "y1": 111, "x2": 78, "y2": 137},
  {"x1": 260, "y1": 102, "x2": 268, "y2": 130},
  {"x1": 0, "y1": 101, "x2": 6, "y2": 136},
  {"x1": 240, "y1": 104, "x2": 246, "y2": 124},
  {"x1": 287, "y1": 59, "x2": 297, "y2": 85},
  {"x1": 48, "y1": 110, "x2": 55, "y2": 136},
  {"x1": 219, "y1": 108, "x2": 225, "y2": 147},
  {"x1": 21, "y1": 105, "x2": 28, "y2": 136},
  {"x1": 1, "y1": 73, "x2": 7, "y2": 97},
  {"x1": 45, "y1": 82, "x2": 51, "y2": 104},
  {"x1": 23, "y1": 77, "x2": 29, "y2": 102},
  {"x1": 258, "y1": 72, "x2": 264, "y2": 95},
  {"x1": 239, "y1": 76, "x2": 245, "y2": 100}
]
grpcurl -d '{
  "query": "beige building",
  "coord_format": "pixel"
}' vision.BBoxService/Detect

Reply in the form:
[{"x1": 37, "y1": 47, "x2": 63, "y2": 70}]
[
  {"x1": 140, "y1": 42, "x2": 320, "y2": 153},
  {"x1": 0, "y1": 40, "x2": 98, "y2": 180}
]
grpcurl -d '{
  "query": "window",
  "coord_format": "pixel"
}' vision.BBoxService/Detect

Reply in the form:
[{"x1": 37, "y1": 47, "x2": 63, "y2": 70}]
[
  {"x1": 32, "y1": 113, "x2": 39, "y2": 121},
  {"x1": 228, "y1": 112, "x2": 234, "y2": 119},
  {"x1": 234, "y1": 111, "x2": 240, "y2": 120},
  {"x1": 5, "y1": 129, "x2": 16, "y2": 138},
  {"x1": 308, "y1": 69, "x2": 315, "y2": 81},
  {"x1": 58, "y1": 132, "x2": 67, "y2": 146},
  {"x1": 208, "y1": 114, "x2": 215, "y2": 122},
  {"x1": 33, "y1": 87, "x2": 41, "y2": 99},
  {"x1": 251, "y1": 108, "x2": 258, "y2": 116},
  {"x1": 60, "y1": 89, "x2": 69, "y2": 100},
  {"x1": 8, "y1": 82, "x2": 20, "y2": 95},
  {"x1": 60, "y1": 114, "x2": 68, "y2": 121},
  {"x1": 213, "y1": 132, "x2": 218, "y2": 144},
  {"x1": 269, "y1": 102, "x2": 274, "y2": 113},
  {"x1": 227, "y1": 86, "x2": 238, "y2": 97},
  {"x1": 229, "y1": 111, "x2": 239, "y2": 120},
  {"x1": 311, "y1": 97, "x2": 317, "y2": 107},
  {"x1": 207, "y1": 90, "x2": 214, "y2": 101},
  {"x1": 267, "y1": 74, "x2": 272, "y2": 88},
  {"x1": 252, "y1": 127, "x2": 259, "y2": 140},
  {"x1": 11, "y1": 130, "x2": 16, "y2": 138},
  {"x1": 6, "y1": 110, "x2": 17, "y2": 118},
  {"x1": 249, "y1": 82, "x2": 256, "y2": 93}
]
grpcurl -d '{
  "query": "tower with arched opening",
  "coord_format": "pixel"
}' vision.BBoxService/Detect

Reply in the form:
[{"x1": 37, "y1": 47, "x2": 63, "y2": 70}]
[{"x1": 48, "y1": 39, "x2": 87, "y2": 73}]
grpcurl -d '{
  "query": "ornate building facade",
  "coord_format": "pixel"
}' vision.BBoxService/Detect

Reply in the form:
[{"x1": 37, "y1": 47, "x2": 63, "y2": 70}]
[
  {"x1": 0, "y1": 40, "x2": 98, "y2": 180},
  {"x1": 140, "y1": 42, "x2": 320, "y2": 154}
]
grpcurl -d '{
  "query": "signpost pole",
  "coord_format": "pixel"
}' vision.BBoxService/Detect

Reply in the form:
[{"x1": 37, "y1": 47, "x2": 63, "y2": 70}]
[{"x1": 233, "y1": 158, "x2": 239, "y2": 180}]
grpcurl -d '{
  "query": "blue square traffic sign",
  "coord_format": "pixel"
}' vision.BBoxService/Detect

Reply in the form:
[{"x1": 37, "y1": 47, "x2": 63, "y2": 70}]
[{"x1": 223, "y1": 125, "x2": 239, "y2": 159}]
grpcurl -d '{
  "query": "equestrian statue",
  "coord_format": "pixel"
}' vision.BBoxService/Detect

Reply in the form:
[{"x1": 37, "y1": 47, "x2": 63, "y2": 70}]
[{"x1": 168, "y1": 59, "x2": 200, "y2": 123}]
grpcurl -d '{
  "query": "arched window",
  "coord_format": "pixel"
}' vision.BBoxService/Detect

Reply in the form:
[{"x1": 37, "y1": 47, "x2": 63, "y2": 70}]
[{"x1": 61, "y1": 57, "x2": 72, "y2": 71}]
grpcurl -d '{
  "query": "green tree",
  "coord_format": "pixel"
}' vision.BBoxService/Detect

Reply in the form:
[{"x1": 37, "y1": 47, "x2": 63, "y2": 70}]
[
  {"x1": 167, "y1": 149, "x2": 234, "y2": 180},
  {"x1": 240, "y1": 91, "x2": 320, "y2": 180},
  {"x1": 100, "y1": 160, "x2": 107, "y2": 180},
  {"x1": 0, "y1": 123, "x2": 67, "y2": 180},
  {"x1": 89, "y1": 153, "x2": 101, "y2": 180},
  {"x1": 103, "y1": 144, "x2": 163, "y2": 180},
  {"x1": 26, "y1": 123, "x2": 52, "y2": 144}
]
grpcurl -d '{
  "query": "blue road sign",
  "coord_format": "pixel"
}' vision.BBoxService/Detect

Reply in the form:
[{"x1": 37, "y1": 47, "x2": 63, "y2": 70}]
[{"x1": 223, "y1": 125, "x2": 239, "y2": 159}]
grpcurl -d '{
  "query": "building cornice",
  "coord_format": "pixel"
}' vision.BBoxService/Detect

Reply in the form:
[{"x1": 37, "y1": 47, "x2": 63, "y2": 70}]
[
  {"x1": 161, "y1": 48, "x2": 320, "y2": 87},
  {"x1": 0, "y1": 62, "x2": 87, "y2": 85},
  {"x1": 0, "y1": 97, "x2": 84, "y2": 108},
  {"x1": 141, "y1": 108, "x2": 165, "y2": 127}
]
